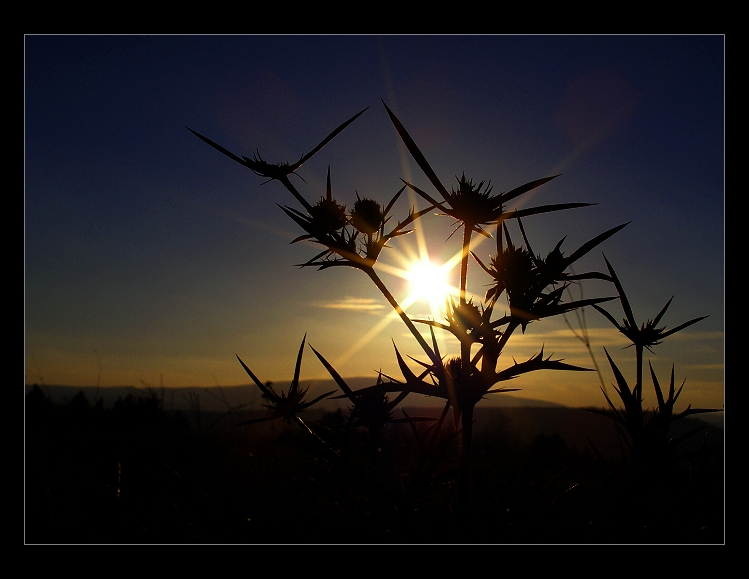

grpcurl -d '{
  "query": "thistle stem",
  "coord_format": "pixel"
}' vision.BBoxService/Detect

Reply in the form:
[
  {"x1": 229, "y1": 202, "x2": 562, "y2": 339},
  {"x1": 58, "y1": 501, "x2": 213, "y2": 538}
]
[
  {"x1": 365, "y1": 267, "x2": 438, "y2": 366},
  {"x1": 279, "y1": 175, "x2": 313, "y2": 212},
  {"x1": 460, "y1": 224, "x2": 472, "y2": 306},
  {"x1": 635, "y1": 344, "x2": 644, "y2": 405},
  {"x1": 457, "y1": 402, "x2": 475, "y2": 536},
  {"x1": 457, "y1": 223, "x2": 474, "y2": 533},
  {"x1": 496, "y1": 320, "x2": 520, "y2": 353},
  {"x1": 459, "y1": 223, "x2": 472, "y2": 408}
]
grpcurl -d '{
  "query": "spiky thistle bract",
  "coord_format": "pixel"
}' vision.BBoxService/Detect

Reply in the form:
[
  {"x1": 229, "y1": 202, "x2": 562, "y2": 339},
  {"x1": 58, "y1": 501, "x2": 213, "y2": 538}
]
[
  {"x1": 235, "y1": 334, "x2": 334, "y2": 426},
  {"x1": 382, "y1": 100, "x2": 593, "y2": 238},
  {"x1": 281, "y1": 179, "x2": 435, "y2": 271},
  {"x1": 473, "y1": 221, "x2": 622, "y2": 333},
  {"x1": 589, "y1": 350, "x2": 721, "y2": 472},
  {"x1": 417, "y1": 298, "x2": 498, "y2": 348},
  {"x1": 593, "y1": 254, "x2": 708, "y2": 354},
  {"x1": 307, "y1": 167, "x2": 348, "y2": 233},
  {"x1": 592, "y1": 254, "x2": 709, "y2": 405},
  {"x1": 187, "y1": 107, "x2": 368, "y2": 210},
  {"x1": 310, "y1": 345, "x2": 428, "y2": 432}
]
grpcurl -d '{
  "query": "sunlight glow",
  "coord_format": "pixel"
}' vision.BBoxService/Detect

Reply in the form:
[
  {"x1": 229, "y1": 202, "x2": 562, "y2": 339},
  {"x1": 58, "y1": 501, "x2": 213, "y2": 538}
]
[
  {"x1": 406, "y1": 258, "x2": 454, "y2": 312},
  {"x1": 328, "y1": 218, "x2": 484, "y2": 370}
]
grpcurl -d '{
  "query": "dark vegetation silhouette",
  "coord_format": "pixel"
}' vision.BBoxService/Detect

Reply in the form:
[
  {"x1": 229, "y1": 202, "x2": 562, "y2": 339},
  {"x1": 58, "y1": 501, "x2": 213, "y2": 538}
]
[{"x1": 25, "y1": 103, "x2": 723, "y2": 544}]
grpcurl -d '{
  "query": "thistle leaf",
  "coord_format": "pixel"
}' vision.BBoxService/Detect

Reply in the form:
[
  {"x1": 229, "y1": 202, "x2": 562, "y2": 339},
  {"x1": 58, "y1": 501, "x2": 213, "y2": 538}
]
[
  {"x1": 293, "y1": 107, "x2": 369, "y2": 170},
  {"x1": 603, "y1": 347, "x2": 634, "y2": 401},
  {"x1": 650, "y1": 360, "x2": 667, "y2": 410},
  {"x1": 602, "y1": 254, "x2": 637, "y2": 328},
  {"x1": 383, "y1": 101, "x2": 451, "y2": 201},
  {"x1": 651, "y1": 296, "x2": 674, "y2": 328},
  {"x1": 186, "y1": 127, "x2": 248, "y2": 167},
  {"x1": 401, "y1": 179, "x2": 448, "y2": 211},
  {"x1": 565, "y1": 222, "x2": 630, "y2": 266},
  {"x1": 291, "y1": 333, "x2": 307, "y2": 392},
  {"x1": 501, "y1": 175, "x2": 561, "y2": 204},
  {"x1": 309, "y1": 345, "x2": 354, "y2": 397},
  {"x1": 658, "y1": 315, "x2": 710, "y2": 340},
  {"x1": 236, "y1": 354, "x2": 274, "y2": 398},
  {"x1": 503, "y1": 202, "x2": 595, "y2": 221},
  {"x1": 383, "y1": 184, "x2": 406, "y2": 218}
]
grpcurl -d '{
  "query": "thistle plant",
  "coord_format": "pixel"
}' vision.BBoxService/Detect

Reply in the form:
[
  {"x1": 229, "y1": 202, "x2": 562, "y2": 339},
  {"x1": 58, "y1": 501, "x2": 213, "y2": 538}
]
[
  {"x1": 589, "y1": 256, "x2": 721, "y2": 477},
  {"x1": 187, "y1": 107, "x2": 368, "y2": 212},
  {"x1": 379, "y1": 103, "x2": 629, "y2": 513},
  {"x1": 234, "y1": 334, "x2": 336, "y2": 455},
  {"x1": 190, "y1": 102, "x2": 633, "y2": 532}
]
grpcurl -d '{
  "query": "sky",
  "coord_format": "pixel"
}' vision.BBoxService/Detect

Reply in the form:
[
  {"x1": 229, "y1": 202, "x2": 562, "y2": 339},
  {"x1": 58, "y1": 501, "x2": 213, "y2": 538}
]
[{"x1": 24, "y1": 35, "x2": 724, "y2": 410}]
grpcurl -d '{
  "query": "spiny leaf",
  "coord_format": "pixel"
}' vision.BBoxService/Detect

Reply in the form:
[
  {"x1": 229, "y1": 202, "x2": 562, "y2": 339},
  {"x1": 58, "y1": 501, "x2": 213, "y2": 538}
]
[
  {"x1": 673, "y1": 406, "x2": 723, "y2": 420},
  {"x1": 383, "y1": 100, "x2": 451, "y2": 201},
  {"x1": 187, "y1": 127, "x2": 247, "y2": 166},
  {"x1": 503, "y1": 202, "x2": 596, "y2": 221},
  {"x1": 495, "y1": 347, "x2": 593, "y2": 382},
  {"x1": 290, "y1": 333, "x2": 307, "y2": 393},
  {"x1": 294, "y1": 107, "x2": 369, "y2": 169},
  {"x1": 650, "y1": 360, "x2": 667, "y2": 411},
  {"x1": 650, "y1": 296, "x2": 674, "y2": 328},
  {"x1": 383, "y1": 185, "x2": 406, "y2": 219},
  {"x1": 565, "y1": 222, "x2": 630, "y2": 265},
  {"x1": 309, "y1": 345, "x2": 354, "y2": 397},
  {"x1": 393, "y1": 341, "x2": 420, "y2": 386},
  {"x1": 235, "y1": 354, "x2": 274, "y2": 398},
  {"x1": 601, "y1": 254, "x2": 637, "y2": 328},
  {"x1": 658, "y1": 315, "x2": 710, "y2": 340},
  {"x1": 603, "y1": 348, "x2": 633, "y2": 398},
  {"x1": 501, "y1": 175, "x2": 561, "y2": 204},
  {"x1": 401, "y1": 180, "x2": 448, "y2": 212}
]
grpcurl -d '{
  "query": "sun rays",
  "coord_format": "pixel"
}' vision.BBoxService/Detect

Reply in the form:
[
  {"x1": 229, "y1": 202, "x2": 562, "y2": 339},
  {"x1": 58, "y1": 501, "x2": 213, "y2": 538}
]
[{"x1": 326, "y1": 210, "x2": 493, "y2": 371}]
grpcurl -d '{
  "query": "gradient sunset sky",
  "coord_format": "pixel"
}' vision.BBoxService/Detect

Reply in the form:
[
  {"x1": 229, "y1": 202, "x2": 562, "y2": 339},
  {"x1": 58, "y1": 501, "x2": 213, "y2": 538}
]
[{"x1": 25, "y1": 35, "x2": 724, "y2": 409}]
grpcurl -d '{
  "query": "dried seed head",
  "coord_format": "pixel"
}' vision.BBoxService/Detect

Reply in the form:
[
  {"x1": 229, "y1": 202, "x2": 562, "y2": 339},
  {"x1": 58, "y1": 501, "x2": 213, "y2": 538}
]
[
  {"x1": 309, "y1": 196, "x2": 348, "y2": 233},
  {"x1": 444, "y1": 173, "x2": 496, "y2": 225},
  {"x1": 445, "y1": 356, "x2": 463, "y2": 379},
  {"x1": 487, "y1": 244, "x2": 536, "y2": 305},
  {"x1": 452, "y1": 301, "x2": 482, "y2": 333},
  {"x1": 350, "y1": 196, "x2": 384, "y2": 235},
  {"x1": 350, "y1": 390, "x2": 395, "y2": 429}
]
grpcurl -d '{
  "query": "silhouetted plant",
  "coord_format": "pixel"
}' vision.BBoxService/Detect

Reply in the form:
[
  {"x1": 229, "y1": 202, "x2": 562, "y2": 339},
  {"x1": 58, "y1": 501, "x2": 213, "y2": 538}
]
[
  {"x1": 589, "y1": 256, "x2": 721, "y2": 479},
  {"x1": 376, "y1": 103, "x2": 628, "y2": 519},
  {"x1": 234, "y1": 334, "x2": 337, "y2": 455},
  {"x1": 188, "y1": 101, "x2": 718, "y2": 540}
]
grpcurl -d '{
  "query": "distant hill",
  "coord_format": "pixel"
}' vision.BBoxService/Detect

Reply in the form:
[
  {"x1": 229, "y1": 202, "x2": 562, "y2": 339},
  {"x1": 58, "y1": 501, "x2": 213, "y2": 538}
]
[
  {"x1": 26, "y1": 381, "x2": 723, "y2": 456},
  {"x1": 24, "y1": 379, "x2": 564, "y2": 414}
]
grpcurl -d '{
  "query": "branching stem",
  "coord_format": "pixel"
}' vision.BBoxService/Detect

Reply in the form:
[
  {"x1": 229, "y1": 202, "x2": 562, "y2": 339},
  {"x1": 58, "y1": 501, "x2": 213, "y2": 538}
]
[{"x1": 365, "y1": 267, "x2": 438, "y2": 366}]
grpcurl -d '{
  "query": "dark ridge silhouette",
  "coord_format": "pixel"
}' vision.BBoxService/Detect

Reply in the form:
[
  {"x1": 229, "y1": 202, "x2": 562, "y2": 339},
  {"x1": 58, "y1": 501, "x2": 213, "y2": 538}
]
[
  {"x1": 24, "y1": 382, "x2": 567, "y2": 413},
  {"x1": 25, "y1": 385, "x2": 723, "y2": 544}
]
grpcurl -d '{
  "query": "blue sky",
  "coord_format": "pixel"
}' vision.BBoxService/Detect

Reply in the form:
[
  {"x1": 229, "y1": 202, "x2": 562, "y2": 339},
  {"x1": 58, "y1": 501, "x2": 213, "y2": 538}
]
[{"x1": 25, "y1": 35, "x2": 724, "y2": 409}]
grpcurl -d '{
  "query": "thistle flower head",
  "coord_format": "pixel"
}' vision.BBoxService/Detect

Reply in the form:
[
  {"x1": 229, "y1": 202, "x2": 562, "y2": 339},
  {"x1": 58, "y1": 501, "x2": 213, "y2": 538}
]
[
  {"x1": 348, "y1": 389, "x2": 398, "y2": 430},
  {"x1": 443, "y1": 298, "x2": 498, "y2": 345},
  {"x1": 443, "y1": 173, "x2": 497, "y2": 225},
  {"x1": 243, "y1": 150, "x2": 296, "y2": 180},
  {"x1": 308, "y1": 196, "x2": 348, "y2": 233},
  {"x1": 444, "y1": 356, "x2": 464, "y2": 381},
  {"x1": 350, "y1": 194, "x2": 385, "y2": 235},
  {"x1": 594, "y1": 255, "x2": 708, "y2": 353},
  {"x1": 484, "y1": 235, "x2": 537, "y2": 306}
]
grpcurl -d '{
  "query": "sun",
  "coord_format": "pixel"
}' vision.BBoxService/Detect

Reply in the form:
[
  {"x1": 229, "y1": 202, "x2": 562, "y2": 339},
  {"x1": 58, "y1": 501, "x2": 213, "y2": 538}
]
[{"x1": 406, "y1": 258, "x2": 455, "y2": 314}]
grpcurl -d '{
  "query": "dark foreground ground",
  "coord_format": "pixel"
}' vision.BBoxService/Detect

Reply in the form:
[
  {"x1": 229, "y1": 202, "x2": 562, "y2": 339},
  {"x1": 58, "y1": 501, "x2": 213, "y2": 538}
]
[{"x1": 25, "y1": 387, "x2": 724, "y2": 544}]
